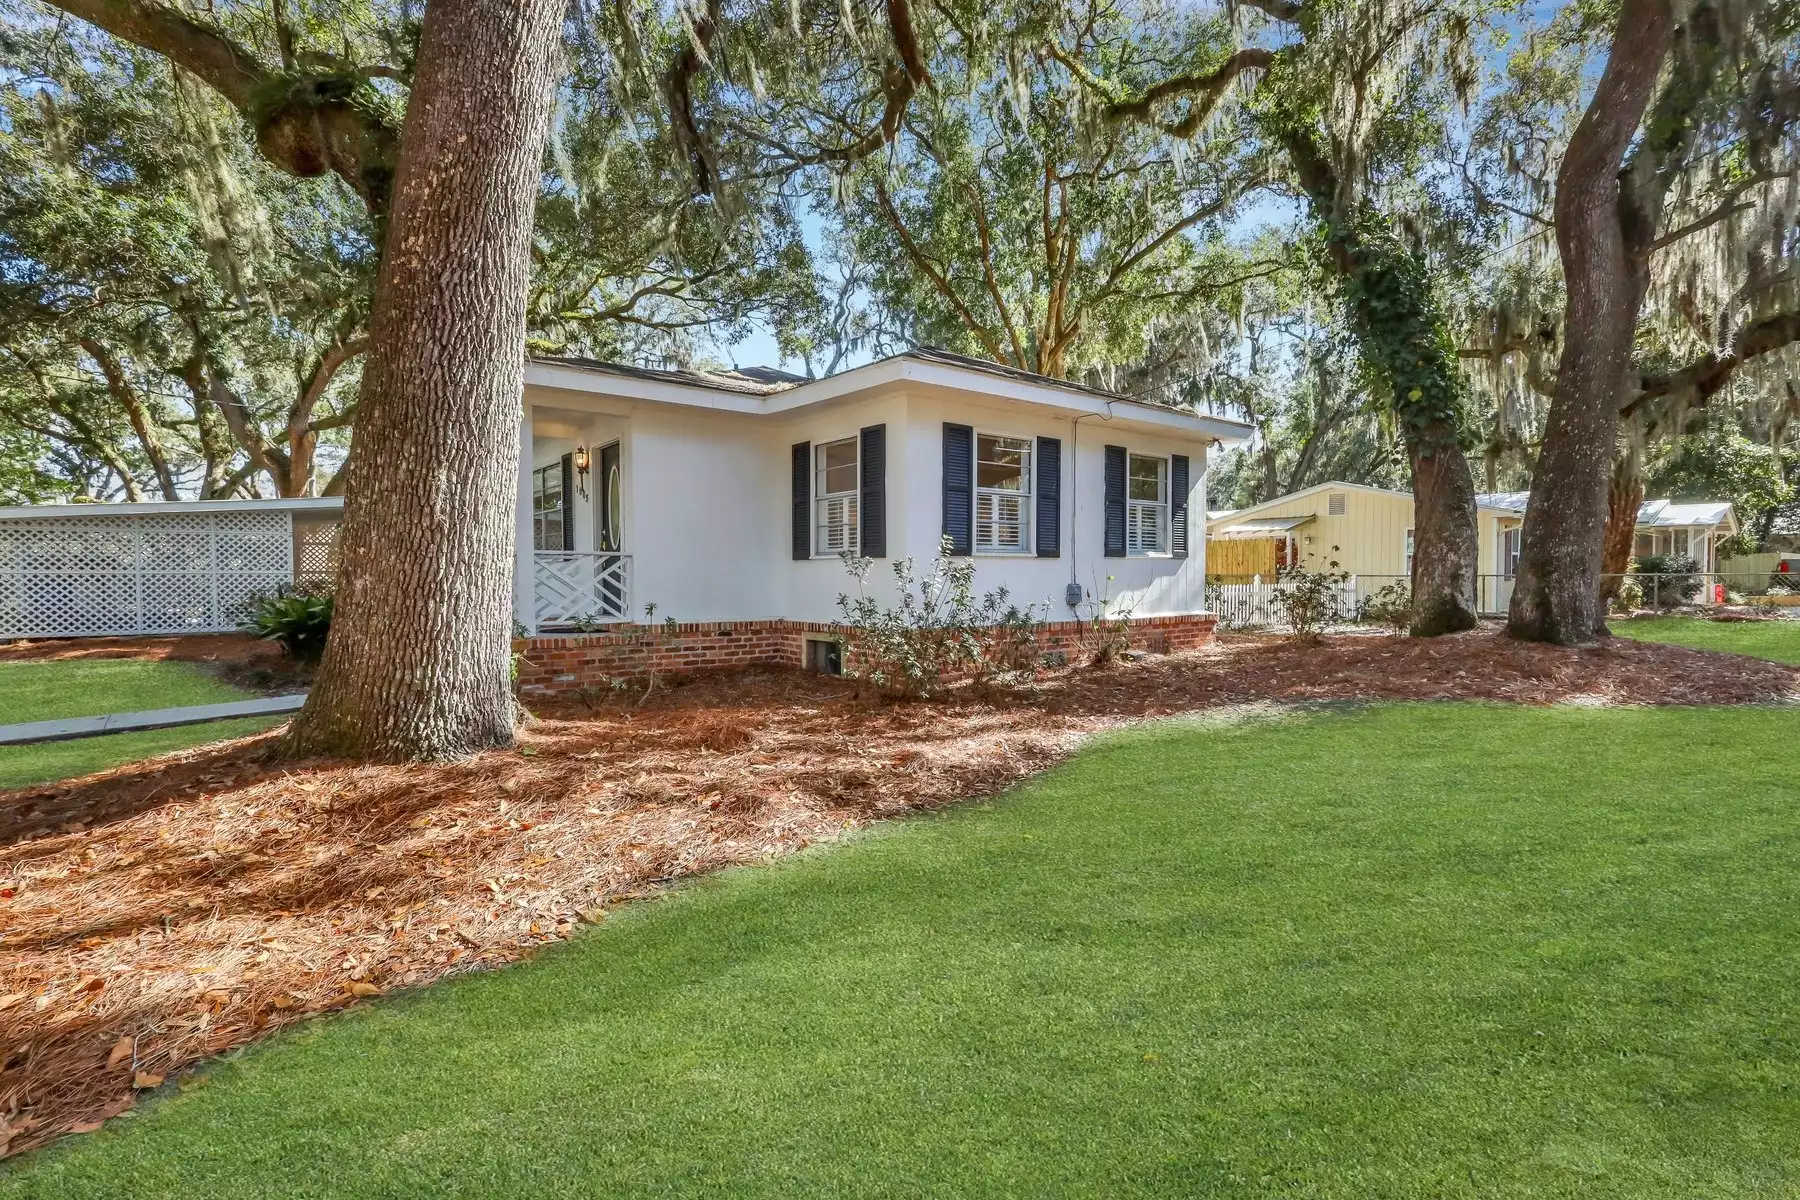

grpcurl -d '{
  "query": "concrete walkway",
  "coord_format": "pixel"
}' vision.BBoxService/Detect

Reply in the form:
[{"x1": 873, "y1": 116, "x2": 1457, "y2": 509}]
[{"x1": 0, "y1": 694, "x2": 306, "y2": 746}]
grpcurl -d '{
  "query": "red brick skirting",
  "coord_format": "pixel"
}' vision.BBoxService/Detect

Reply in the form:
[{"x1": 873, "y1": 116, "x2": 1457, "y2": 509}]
[{"x1": 514, "y1": 614, "x2": 1217, "y2": 694}]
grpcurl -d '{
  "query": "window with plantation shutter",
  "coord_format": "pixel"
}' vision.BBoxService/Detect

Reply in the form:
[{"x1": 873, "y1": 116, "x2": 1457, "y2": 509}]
[
  {"x1": 814, "y1": 436, "x2": 859, "y2": 556},
  {"x1": 975, "y1": 432, "x2": 1031, "y2": 554},
  {"x1": 1126, "y1": 453, "x2": 1168, "y2": 555}
]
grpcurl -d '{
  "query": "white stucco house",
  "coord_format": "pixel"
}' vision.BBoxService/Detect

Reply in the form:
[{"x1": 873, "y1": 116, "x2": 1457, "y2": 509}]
[
  {"x1": 512, "y1": 348, "x2": 1251, "y2": 684},
  {"x1": 518, "y1": 348, "x2": 1252, "y2": 628},
  {"x1": 0, "y1": 349, "x2": 1251, "y2": 672}
]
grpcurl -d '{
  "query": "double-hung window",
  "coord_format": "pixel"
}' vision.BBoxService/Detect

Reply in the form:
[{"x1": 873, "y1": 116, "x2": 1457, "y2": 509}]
[
  {"x1": 532, "y1": 462, "x2": 566, "y2": 551},
  {"x1": 814, "y1": 436, "x2": 860, "y2": 555},
  {"x1": 1126, "y1": 453, "x2": 1168, "y2": 555},
  {"x1": 975, "y1": 433, "x2": 1031, "y2": 553}
]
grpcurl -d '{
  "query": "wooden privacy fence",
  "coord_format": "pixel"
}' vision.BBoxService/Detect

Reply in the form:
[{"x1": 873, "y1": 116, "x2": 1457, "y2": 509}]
[{"x1": 0, "y1": 499, "x2": 342, "y2": 639}]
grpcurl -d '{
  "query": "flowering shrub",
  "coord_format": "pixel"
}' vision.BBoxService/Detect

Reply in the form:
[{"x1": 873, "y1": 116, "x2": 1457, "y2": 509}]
[
  {"x1": 1272, "y1": 550, "x2": 1350, "y2": 643},
  {"x1": 836, "y1": 539, "x2": 1045, "y2": 699}
]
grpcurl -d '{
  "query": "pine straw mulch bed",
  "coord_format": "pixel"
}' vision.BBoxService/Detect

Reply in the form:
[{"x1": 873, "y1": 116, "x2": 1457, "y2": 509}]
[{"x1": 2, "y1": 627, "x2": 1796, "y2": 1156}]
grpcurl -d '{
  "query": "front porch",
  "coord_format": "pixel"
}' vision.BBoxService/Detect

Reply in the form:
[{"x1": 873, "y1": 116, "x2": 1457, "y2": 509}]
[{"x1": 514, "y1": 401, "x2": 634, "y2": 634}]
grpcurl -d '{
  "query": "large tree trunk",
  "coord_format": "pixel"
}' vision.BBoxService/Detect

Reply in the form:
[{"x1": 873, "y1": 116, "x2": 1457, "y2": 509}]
[
  {"x1": 1507, "y1": 0, "x2": 1673, "y2": 644},
  {"x1": 286, "y1": 0, "x2": 565, "y2": 761},
  {"x1": 1597, "y1": 448, "x2": 1645, "y2": 611},
  {"x1": 1276, "y1": 124, "x2": 1480, "y2": 634},
  {"x1": 1410, "y1": 440, "x2": 1480, "y2": 634}
]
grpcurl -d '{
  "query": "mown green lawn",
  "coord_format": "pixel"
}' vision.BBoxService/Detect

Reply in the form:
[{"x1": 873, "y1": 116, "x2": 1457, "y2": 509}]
[
  {"x1": 0, "y1": 659, "x2": 276, "y2": 789},
  {"x1": 1609, "y1": 614, "x2": 1800, "y2": 664},
  {"x1": 5, "y1": 703, "x2": 1798, "y2": 1199}
]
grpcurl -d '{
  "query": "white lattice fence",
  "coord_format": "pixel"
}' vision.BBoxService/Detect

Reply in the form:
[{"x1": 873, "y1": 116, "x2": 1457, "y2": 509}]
[
  {"x1": 0, "y1": 511, "x2": 294, "y2": 638},
  {"x1": 293, "y1": 517, "x2": 342, "y2": 585}
]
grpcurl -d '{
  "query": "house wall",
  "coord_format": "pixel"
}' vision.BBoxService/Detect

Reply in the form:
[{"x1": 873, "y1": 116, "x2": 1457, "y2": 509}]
[
  {"x1": 899, "y1": 392, "x2": 1210, "y2": 619},
  {"x1": 524, "y1": 386, "x2": 1216, "y2": 628},
  {"x1": 1206, "y1": 487, "x2": 1415, "y2": 579}
]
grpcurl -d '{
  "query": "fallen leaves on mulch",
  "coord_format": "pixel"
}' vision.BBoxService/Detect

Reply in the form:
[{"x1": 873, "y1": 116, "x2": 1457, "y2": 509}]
[{"x1": 1, "y1": 626, "x2": 1794, "y2": 1155}]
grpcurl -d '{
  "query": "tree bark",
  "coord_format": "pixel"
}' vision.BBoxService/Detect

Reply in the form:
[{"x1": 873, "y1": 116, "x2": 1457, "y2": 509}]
[
  {"x1": 1507, "y1": 0, "x2": 1674, "y2": 644},
  {"x1": 1597, "y1": 448, "x2": 1645, "y2": 611},
  {"x1": 286, "y1": 0, "x2": 565, "y2": 761}
]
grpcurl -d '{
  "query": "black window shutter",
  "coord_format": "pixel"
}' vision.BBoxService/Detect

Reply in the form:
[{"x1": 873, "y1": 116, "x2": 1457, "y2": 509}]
[
  {"x1": 1170, "y1": 454, "x2": 1191, "y2": 558},
  {"x1": 942, "y1": 423, "x2": 974, "y2": 555},
  {"x1": 1035, "y1": 436, "x2": 1061, "y2": 558},
  {"x1": 559, "y1": 453, "x2": 575, "y2": 551},
  {"x1": 1103, "y1": 445, "x2": 1127, "y2": 557},
  {"x1": 860, "y1": 424, "x2": 886, "y2": 557},
  {"x1": 791, "y1": 441, "x2": 811, "y2": 560}
]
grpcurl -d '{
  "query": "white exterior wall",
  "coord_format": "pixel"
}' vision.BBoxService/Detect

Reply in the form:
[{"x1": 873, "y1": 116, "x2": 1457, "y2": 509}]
[
  {"x1": 900, "y1": 392, "x2": 1208, "y2": 620},
  {"x1": 522, "y1": 382, "x2": 1216, "y2": 627},
  {"x1": 771, "y1": 391, "x2": 914, "y2": 623}
]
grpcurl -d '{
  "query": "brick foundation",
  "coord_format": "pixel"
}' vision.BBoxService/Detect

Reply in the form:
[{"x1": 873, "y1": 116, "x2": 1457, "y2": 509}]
[{"x1": 514, "y1": 614, "x2": 1218, "y2": 694}]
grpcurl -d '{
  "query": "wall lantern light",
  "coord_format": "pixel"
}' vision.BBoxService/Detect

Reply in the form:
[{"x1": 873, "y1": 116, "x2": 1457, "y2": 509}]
[{"x1": 573, "y1": 444, "x2": 591, "y2": 499}]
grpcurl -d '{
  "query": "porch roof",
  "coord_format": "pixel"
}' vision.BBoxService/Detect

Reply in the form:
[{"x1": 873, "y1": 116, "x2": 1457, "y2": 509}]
[{"x1": 1211, "y1": 515, "x2": 1315, "y2": 539}]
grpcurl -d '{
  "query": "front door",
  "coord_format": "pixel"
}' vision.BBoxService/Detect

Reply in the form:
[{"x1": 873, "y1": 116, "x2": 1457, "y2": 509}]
[{"x1": 598, "y1": 442, "x2": 622, "y2": 552}]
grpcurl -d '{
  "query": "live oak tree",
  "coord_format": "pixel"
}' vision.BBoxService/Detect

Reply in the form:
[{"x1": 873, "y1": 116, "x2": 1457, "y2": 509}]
[
  {"x1": 1458, "y1": 0, "x2": 1800, "y2": 639},
  {"x1": 32, "y1": 0, "x2": 565, "y2": 758},
  {"x1": 1242, "y1": 0, "x2": 1491, "y2": 634},
  {"x1": 277, "y1": 0, "x2": 567, "y2": 759},
  {"x1": 1505, "y1": 0, "x2": 1677, "y2": 644},
  {"x1": 0, "y1": 12, "x2": 377, "y2": 500},
  {"x1": 821, "y1": 2, "x2": 1280, "y2": 383}
]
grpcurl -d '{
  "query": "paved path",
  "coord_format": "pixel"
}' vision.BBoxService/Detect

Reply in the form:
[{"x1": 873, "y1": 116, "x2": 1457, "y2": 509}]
[{"x1": 0, "y1": 695, "x2": 305, "y2": 746}]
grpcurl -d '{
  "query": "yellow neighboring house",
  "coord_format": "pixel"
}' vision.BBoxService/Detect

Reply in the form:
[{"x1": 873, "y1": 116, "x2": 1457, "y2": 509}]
[
  {"x1": 1207, "y1": 480, "x2": 1740, "y2": 614},
  {"x1": 1205, "y1": 481, "x2": 1524, "y2": 613}
]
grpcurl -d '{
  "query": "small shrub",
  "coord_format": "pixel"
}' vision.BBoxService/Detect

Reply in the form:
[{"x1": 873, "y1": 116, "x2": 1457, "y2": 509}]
[
  {"x1": 1272, "y1": 549, "x2": 1350, "y2": 642},
  {"x1": 1633, "y1": 555, "x2": 1701, "y2": 608},
  {"x1": 836, "y1": 538, "x2": 1045, "y2": 699},
  {"x1": 1358, "y1": 581, "x2": 1411, "y2": 636},
  {"x1": 242, "y1": 587, "x2": 333, "y2": 662},
  {"x1": 1072, "y1": 576, "x2": 1136, "y2": 665},
  {"x1": 1612, "y1": 575, "x2": 1645, "y2": 612}
]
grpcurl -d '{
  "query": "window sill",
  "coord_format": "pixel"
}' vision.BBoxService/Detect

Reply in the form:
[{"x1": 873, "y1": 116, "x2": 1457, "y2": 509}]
[
  {"x1": 1128, "y1": 552, "x2": 1174, "y2": 559},
  {"x1": 973, "y1": 550, "x2": 1033, "y2": 558}
]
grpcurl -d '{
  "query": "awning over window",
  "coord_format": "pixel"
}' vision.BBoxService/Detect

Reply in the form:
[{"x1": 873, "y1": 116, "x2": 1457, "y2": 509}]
[{"x1": 1209, "y1": 515, "x2": 1315, "y2": 540}]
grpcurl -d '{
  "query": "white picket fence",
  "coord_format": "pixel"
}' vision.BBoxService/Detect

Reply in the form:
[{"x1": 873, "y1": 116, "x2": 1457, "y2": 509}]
[{"x1": 1207, "y1": 574, "x2": 1363, "y2": 629}]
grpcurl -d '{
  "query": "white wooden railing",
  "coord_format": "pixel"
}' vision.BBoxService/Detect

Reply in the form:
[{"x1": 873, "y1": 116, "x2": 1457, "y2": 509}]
[{"x1": 533, "y1": 551, "x2": 631, "y2": 628}]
